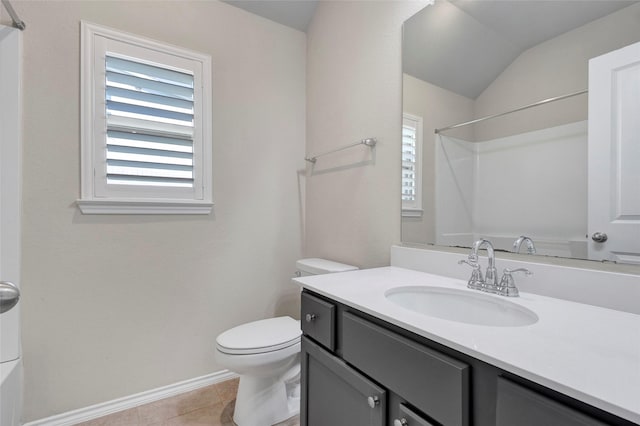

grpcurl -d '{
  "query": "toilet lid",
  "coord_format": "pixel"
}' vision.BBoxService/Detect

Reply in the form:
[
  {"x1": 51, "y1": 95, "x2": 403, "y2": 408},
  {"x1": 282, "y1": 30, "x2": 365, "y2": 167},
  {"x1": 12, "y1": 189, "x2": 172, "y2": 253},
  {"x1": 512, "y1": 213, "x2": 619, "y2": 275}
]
[{"x1": 216, "y1": 316, "x2": 301, "y2": 355}]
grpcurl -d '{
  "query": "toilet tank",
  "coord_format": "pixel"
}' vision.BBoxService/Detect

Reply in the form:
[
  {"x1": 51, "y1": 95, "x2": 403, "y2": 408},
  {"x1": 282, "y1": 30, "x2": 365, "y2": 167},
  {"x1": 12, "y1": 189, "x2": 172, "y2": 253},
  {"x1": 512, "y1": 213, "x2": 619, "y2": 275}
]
[{"x1": 295, "y1": 258, "x2": 358, "y2": 277}]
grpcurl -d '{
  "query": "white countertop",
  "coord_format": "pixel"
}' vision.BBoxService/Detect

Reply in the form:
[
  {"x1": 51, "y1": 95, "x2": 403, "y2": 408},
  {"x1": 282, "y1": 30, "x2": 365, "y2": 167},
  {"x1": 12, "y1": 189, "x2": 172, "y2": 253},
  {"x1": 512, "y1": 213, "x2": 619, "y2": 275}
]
[{"x1": 294, "y1": 266, "x2": 640, "y2": 424}]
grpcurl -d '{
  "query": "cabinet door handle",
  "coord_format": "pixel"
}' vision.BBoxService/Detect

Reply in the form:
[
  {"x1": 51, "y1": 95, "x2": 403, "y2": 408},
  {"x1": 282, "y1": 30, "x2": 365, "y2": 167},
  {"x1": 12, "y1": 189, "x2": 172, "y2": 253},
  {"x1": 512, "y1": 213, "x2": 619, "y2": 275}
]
[
  {"x1": 394, "y1": 419, "x2": 409, "y2": 426},
  {"x1": 305, "y1": 313, "x2": 317, "y2": 322},
  {"x1": 367, "y1": 395, "x2": 380, "y2": 408}
]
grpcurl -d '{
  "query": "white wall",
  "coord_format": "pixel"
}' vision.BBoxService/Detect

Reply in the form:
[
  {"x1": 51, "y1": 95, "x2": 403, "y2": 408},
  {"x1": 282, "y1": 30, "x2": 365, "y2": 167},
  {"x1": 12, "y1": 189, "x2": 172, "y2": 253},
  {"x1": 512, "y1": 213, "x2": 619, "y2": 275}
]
[
  {"x1": 473, "y1": 121, "x2": 588, "y2": 253},
  {"x1": 435, "y1": 122, "x2": 589, "y2": 258},
  {"x1": 434, "y1": 135, "x2": 475, "y2": 247},
  {"x1": 2, "y1": 1, "x2": 305, "y2": 421},
  {"x1": 305, "y1": 1, "x2": 428, "y2": 268}
]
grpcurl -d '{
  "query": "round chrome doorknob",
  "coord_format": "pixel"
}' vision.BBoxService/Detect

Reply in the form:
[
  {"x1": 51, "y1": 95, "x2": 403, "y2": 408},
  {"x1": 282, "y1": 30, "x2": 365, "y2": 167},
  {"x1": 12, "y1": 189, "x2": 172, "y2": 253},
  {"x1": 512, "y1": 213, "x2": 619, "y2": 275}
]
[
  {"x1": 592, "y1": 232, "x2": 608, "y2": 243},
  {"x1": 0, "y1": 281, "x2": 20, "y2": 314},
  {"x1": 305, "y1": 313, "x2": 316, "y2": 322},
  {"x1": 394, "y1": 418, "x2": 409, "y2": 426},
  {"x1": 367, "y1": 395, "x2": 380, "y2": 408}
]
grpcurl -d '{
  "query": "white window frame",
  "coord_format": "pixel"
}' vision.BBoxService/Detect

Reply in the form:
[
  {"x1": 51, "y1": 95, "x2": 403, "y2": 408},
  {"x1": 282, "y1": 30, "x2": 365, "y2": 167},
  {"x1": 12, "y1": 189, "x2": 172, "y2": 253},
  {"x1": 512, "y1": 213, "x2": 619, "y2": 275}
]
[
  {"x1": 77, "y1": 22, "x2": 213, "y2": 214},
  {"x1": 402, "y1": 113, "x2": 423, "y2": 217}
]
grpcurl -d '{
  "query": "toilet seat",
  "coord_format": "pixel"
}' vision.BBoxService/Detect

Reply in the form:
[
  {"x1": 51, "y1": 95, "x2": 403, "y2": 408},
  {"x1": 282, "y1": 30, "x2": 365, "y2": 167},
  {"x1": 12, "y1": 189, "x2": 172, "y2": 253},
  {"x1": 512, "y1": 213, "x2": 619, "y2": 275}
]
[{"x1": 216, "y1": 316, "x2": 301, "y2": 355}]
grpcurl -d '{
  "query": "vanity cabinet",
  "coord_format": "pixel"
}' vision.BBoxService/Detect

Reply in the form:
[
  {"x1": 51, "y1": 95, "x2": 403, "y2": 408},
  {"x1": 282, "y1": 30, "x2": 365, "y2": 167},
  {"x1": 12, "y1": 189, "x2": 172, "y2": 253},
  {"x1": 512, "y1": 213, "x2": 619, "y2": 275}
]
[
  {"x1": 300, "y1": 290, "x2": 638, "y2": 426},
  {"x1": 301, "y1": 291, "x2": 466, "y2": 426}
]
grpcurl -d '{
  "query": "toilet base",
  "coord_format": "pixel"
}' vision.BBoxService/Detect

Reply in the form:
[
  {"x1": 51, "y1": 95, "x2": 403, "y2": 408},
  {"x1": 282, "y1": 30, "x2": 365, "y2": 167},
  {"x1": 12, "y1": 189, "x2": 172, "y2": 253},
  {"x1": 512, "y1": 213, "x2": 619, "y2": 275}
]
[{"x1": 233, "y1": 365, "x2": 300, "y2": 426}]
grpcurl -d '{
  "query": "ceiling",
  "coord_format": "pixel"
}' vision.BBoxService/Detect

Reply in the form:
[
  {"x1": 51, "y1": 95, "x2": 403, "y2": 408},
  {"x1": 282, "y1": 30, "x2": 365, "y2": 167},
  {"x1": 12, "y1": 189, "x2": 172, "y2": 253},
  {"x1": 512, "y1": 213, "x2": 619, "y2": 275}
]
[
  {"x1": 222, "y1": 0, "x2": 319, "y2": 32},
  {"x1": 403, "y1": 0, "x2": 638, "y2": 99},
  {"x1": 222, "y1": 0, "x2": 638, "y2": 97}
]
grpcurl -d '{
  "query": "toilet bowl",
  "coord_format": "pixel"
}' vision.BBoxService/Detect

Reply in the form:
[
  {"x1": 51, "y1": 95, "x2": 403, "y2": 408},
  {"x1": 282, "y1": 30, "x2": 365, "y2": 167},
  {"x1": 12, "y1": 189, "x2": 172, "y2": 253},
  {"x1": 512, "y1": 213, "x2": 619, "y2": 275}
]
[
  {"x1": 215, "y1": 258, "x2": 358, "y2": 426},
  {"x1": 215, "y1": 316, "x2": 301, "y2": 426}
]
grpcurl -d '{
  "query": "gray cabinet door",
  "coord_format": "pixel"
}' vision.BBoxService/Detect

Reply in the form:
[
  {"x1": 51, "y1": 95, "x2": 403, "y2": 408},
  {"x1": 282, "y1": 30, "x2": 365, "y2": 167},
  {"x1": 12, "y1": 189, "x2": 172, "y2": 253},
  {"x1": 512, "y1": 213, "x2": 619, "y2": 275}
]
[
  {"x1": 301, "y1": 336, "x2": 386, "y2": 426},
  {"x1": 496, "y1": 377, "x2": 610, "y2": 426},
  {"x1": 342, "y1": 312, "x2": 469, "y2": 426}
]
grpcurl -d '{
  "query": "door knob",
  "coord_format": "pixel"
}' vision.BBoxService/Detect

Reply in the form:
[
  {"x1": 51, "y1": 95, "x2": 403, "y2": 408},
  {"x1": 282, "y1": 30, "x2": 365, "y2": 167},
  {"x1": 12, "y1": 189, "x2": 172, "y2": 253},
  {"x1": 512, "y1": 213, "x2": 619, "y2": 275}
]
[
  {"x1": 0, "y1": 281, "x2": 20, "y2": 314},
  {"x1": 591, "y1": 232, "x2": 608, "y2": 243},
  {"x1": 394, "y1": 418, "x2": 409, "y2": 426},
  {"x1": 305, "y1": 313, "x2": 316, "y2": 322},
  {"x1": 367, "y1": 395, "x2": 380, "y2": 408}
]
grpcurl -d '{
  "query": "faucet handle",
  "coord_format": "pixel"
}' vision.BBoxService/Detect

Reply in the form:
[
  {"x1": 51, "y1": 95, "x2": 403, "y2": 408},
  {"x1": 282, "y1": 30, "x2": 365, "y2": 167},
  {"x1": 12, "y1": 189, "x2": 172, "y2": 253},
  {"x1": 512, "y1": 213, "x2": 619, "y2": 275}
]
[
  {"x1": 458, "y1": 259, "x2": 484, "y2": 290},
  {"x1": 499, "y1": 268, "x2": 533, "y2": 297}
]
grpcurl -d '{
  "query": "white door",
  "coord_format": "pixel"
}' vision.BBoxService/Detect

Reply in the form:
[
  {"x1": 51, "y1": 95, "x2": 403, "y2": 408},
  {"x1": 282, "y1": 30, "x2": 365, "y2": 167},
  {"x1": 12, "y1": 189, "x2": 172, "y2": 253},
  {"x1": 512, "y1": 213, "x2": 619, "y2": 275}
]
[
  {"x1": 0, "y1": 25, "x2": 22, "y2": 364},
  {"x1": 588, "y1": 40, "x2": 640, "y2": 264}
]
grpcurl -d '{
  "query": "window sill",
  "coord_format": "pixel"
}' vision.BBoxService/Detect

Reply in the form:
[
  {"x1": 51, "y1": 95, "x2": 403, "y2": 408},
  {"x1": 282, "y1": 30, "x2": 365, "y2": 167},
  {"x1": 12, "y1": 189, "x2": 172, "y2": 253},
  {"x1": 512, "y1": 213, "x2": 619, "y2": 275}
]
[
  {"x1": 402, "y1": 208, "x2": 424, "y2": 218},
  {"x1": 76, "y1": 199, "x2": 213, "y2": 215}
]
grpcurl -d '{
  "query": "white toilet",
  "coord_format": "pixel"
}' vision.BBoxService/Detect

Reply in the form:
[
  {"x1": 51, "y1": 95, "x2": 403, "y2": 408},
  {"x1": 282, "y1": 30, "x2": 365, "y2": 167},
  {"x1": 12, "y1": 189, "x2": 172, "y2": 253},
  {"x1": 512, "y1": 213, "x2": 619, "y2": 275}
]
[{"x1": 215, "y1": 258, "x2": 358, "y2": 426}]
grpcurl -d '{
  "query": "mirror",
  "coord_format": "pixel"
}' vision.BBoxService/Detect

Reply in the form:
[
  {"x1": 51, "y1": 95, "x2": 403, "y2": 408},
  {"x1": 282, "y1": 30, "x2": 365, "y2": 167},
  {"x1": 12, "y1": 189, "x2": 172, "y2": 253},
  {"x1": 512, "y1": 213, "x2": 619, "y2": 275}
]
[{"x1": 401, "y1": 0, "x2": 640, "y2": 265}]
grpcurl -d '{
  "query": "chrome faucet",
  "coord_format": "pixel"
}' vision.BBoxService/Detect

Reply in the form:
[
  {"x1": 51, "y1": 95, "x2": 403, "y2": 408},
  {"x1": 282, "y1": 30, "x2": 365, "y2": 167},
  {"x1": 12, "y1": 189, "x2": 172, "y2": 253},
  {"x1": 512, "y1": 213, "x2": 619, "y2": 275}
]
[
  {"x1": 513, "y1": 235, "x2": 536, "y2": 255},
  {"x1": 458, "y1": 239, "x2": 498, "y2": 291},
  {"x1": 472, "y1": 239, "x2": 499, "y2": 289},
  {"x1": 459, "y1": 239, "x2": 533, "y2": 297}
]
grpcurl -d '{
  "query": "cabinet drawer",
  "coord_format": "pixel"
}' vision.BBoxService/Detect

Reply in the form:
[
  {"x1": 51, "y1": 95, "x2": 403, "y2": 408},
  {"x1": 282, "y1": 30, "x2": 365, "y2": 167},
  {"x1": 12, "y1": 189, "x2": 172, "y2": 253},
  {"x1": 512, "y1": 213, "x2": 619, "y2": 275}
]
[
  {"x1": 342, "y1": 312, "x2": 469, "y2": 426},
  {"x1": 394, "y1": 403, "x2": 436, "y2": 426},
  {"x1": 496, "y1": 377, "x2": 609, "y2": 426},
  {"x1": 301, "y1": 292, "x2": 335, "y2": 351}
]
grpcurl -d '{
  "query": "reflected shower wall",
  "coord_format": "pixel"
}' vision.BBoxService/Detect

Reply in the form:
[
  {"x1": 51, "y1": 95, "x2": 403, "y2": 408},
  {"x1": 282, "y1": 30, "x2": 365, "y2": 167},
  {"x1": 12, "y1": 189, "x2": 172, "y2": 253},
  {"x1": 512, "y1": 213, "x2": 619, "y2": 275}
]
[{"x1": 436, "y1": 121, "x2": 588, "y2": 258}]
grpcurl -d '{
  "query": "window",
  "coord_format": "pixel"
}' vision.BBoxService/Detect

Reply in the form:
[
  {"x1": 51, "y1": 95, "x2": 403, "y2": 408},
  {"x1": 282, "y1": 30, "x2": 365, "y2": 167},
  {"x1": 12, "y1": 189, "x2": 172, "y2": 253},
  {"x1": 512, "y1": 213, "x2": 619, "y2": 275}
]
[
  {"x1": 78, "y1": 22, "x2": 212, "y2": 214},
  {"x1": 402, "y1": 113, "x2": 423, "y2": 217}
]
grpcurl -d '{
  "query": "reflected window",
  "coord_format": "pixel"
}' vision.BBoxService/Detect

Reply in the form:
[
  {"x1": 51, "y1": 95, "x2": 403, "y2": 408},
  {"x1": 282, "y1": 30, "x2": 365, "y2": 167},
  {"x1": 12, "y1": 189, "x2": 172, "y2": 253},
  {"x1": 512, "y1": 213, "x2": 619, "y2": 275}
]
[{"x1": 402, "y1": 113, "x2": 423, "y2": 217}]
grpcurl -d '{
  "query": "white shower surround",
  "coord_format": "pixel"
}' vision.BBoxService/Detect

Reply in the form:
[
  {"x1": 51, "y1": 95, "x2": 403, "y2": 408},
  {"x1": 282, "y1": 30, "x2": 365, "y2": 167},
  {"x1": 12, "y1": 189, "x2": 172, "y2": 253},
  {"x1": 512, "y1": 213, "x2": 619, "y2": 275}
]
[{"x1": 436, "y1": 121, "x2": 588, "y2": 258}]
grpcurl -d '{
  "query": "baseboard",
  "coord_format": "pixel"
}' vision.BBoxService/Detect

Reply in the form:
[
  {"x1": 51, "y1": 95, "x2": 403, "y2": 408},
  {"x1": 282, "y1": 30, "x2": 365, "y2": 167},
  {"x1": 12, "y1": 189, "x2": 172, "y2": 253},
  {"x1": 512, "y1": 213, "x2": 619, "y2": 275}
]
[{"x1": 23, "y1": 370, "x2": 238, "y2": 426}]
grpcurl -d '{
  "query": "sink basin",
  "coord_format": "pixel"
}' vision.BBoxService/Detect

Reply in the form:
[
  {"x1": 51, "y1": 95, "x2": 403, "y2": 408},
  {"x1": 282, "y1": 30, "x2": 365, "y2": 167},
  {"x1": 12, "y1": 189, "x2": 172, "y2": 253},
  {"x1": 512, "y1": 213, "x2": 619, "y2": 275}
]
[{"x1": 385, "y1": 286, "x2": 538, "y2": 327}]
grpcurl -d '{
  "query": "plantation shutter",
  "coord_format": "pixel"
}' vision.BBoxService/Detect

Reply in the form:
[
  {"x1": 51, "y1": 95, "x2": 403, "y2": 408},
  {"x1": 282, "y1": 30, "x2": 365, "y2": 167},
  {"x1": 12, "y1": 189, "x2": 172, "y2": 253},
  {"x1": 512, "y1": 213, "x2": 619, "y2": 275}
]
[
  {"x1": 402, "y1": 122, "x2": 417, "y2": 202},
  {"x1": 105, "y1": 55, "x2": 195, "y2": 189}
]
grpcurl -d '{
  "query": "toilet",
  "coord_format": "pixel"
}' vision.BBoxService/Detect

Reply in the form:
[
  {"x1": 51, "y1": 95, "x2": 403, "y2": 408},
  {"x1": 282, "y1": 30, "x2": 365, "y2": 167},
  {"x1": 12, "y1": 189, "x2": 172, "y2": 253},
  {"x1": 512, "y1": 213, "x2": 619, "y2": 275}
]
[{"x1": 215, "y1": 258, "x2": 358, "y2": 426}]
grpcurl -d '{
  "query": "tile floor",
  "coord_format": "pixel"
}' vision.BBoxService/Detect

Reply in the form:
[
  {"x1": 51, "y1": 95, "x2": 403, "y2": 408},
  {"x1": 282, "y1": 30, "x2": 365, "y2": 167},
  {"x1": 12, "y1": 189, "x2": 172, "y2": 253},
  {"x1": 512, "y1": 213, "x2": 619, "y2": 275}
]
[{"x1": 74, "y1": 378, "x2": 300, "y2": 426}]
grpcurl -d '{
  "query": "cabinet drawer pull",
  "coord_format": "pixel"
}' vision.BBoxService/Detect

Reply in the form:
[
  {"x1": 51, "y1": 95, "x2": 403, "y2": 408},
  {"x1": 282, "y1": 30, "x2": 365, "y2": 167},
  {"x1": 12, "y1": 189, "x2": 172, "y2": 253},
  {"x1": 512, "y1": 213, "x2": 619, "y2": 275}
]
[
  {"x1": 394, "y1": 419, "x2": 409, "y2": 426},
  {"x1": 367, "y1": 395, "x2": 380, "y2": 408},
  {"x1": 305, "y1": 313, "x2": 317, "y2": 322}
]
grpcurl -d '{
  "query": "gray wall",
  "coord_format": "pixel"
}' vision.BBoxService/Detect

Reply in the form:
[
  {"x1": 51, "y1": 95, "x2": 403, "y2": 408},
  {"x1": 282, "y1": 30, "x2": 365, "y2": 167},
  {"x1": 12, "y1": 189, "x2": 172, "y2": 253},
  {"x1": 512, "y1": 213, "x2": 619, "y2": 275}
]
[
  {"x1": 3, "y1": 1, "x2": 305, "y2": 421},
  {"x1": 474, "y1": 2, "x2": 640, "y2": 141},
  {"x1": 401, "y1": 74, "x2": 475, "y2": 245},
  {"x1": 305, "y1": 0, "x2": 427, "y2": 269}
]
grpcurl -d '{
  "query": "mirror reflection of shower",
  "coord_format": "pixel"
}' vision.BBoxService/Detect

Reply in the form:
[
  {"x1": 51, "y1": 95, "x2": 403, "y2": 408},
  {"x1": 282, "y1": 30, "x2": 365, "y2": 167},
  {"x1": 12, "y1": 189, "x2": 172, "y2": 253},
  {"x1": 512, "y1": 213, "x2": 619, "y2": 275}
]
[{"x1": 401, "y1": 0, "x2": 640, "y2": 264}]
